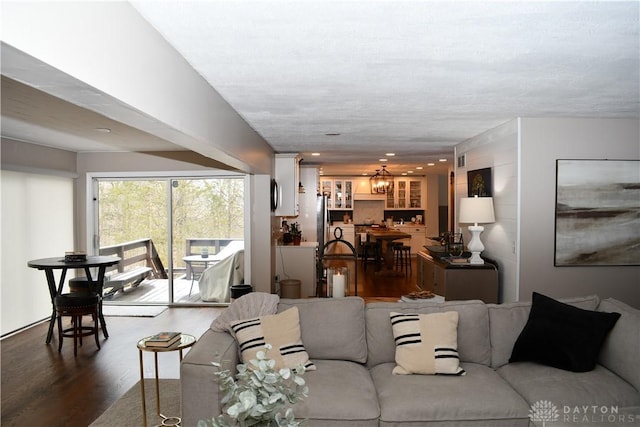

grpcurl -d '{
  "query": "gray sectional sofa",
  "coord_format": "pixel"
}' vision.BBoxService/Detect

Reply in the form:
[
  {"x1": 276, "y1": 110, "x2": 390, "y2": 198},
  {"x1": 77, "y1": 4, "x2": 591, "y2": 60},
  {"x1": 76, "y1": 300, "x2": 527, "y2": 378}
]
[{"x1": 180, "y1": 295, "x2": 639, "y2": 427}]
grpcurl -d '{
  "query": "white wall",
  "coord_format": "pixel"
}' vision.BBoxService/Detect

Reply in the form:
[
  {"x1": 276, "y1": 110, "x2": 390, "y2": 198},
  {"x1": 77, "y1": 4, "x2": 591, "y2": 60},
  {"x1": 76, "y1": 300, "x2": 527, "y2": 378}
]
[
  {"x1": 455, "y1": 120, "x2": 519, "y2": 302},
  {"x1": 455, "y1": 118, "x2": 640, "y2": 307},
  {"x1": 519, "y1": 118, "x2": 639, "y2": 306},
  {"x1": 2, "y1": 1, "x2": 273, "y2": 174}
]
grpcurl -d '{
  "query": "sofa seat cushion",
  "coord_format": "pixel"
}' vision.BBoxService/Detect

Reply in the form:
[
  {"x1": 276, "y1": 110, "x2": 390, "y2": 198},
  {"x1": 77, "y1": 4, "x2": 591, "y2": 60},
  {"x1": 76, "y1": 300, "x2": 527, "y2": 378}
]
[
  {"x1": 366, "y1": 300, "x2": 491, "y2": 368},
  {"x1": 498, "y1": 362, "x2": 640, "y2": 410},
  {"x1": 371, "y1": 362, "x2": 530, "y2": 426},
  {"x1": 291, "y1": 359, "x2": 379, "y2": 426}
]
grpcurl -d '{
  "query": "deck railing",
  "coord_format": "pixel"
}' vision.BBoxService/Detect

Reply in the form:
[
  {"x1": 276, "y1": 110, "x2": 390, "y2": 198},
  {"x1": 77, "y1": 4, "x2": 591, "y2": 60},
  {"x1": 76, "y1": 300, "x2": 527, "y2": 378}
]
[{"x1": 99, "y1": 238, "x2": 167, "y2": 279}]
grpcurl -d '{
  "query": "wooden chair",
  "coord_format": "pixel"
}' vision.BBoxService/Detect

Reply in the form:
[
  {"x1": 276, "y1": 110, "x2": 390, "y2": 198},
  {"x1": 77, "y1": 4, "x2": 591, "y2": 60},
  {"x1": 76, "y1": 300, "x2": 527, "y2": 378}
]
[{"x1": 54, "y1": 292, "x2": 101, "y2": 356}]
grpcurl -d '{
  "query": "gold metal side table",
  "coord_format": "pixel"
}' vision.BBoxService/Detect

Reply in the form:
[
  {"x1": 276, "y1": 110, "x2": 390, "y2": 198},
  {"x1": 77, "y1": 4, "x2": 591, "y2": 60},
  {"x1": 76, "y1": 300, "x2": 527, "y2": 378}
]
[{"x1": 137, "y1": 334, "x2": 196, "y2": 427}]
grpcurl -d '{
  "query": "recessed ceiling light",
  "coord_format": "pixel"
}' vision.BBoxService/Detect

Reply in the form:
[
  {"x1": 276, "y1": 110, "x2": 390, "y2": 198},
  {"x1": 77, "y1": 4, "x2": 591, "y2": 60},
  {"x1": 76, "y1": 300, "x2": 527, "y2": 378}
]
[
  {"x1": 439, "y1": 158, "x2": 447, "y2": 162},
  {"x1": 362, "y1": 172, "x2": 368, "y2": 176},
  {"x1": 95, "y1": 127, "x2": 111, "y2": 133},
  {"x1": 416, "y1": 166, "x2": 423, "y2": 170},
  {"x1": 427, "y1": 163, "x2": 435, "y2": 166},
  {"x1": 385, "y1": 153, "x2": 395, "y2": 156},
  {"x1": 401, "y1": 172, "x2": 408, "y2": 176},
  {"x1": 379, "y1": 158, "x2": 387, "y2": 162},
  {"x1": 311, "y1": 152, "x2": 320, "y2": 156},
  {"x1": 407, "y1": 170, "x2": 414, "y2": 174}
]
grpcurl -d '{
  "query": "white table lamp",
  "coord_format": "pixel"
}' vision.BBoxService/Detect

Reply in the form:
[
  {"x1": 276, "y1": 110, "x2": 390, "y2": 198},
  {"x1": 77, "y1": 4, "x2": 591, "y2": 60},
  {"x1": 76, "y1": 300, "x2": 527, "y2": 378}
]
[{"x1": 458, "y1": 196, "x2": 495, "y2": 264}]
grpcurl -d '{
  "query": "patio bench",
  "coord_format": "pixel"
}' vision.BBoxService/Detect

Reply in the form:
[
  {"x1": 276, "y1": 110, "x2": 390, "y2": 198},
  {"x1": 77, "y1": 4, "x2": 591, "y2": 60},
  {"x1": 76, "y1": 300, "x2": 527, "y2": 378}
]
[
  {"x1": 70, "y1": 266, "x2": 152, "y2": 297},
  {"x1": 103, "y1": 266, "x2": 152, "y2": 296}
]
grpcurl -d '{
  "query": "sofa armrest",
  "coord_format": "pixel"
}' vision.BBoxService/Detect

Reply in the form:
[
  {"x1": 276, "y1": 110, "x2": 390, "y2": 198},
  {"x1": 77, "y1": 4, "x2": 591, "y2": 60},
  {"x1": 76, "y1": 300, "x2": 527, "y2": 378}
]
[
  {"x1": 597, "y1": 298, "x2": 640, "y2": 392},
  {"x1": 180, "y1": 329, "x2": 239, "y2": 427}
]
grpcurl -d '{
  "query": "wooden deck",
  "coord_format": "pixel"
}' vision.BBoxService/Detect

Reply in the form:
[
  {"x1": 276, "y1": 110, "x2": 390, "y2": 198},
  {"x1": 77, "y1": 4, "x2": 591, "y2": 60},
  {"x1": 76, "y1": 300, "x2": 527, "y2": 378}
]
[{"x1": 103, "y1": 278, "x2": 208, "y2": 305}]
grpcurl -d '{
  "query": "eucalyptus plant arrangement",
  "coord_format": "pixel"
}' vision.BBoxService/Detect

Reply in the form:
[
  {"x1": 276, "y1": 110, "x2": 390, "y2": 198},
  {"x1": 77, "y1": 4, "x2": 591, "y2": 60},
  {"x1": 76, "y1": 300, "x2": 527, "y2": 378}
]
[{"x1": 199, "y1": 345, "x2": 309, "y2": 427}]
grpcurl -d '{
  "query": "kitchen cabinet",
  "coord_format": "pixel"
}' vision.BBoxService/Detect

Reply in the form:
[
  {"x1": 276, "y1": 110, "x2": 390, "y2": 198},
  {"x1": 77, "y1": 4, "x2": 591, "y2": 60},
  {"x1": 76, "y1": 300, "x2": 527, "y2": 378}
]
[
  {"x1": 320, "y1": 178, "x2": 353, "y2": 210},
  {"x1": 353, "y1": 177, "x2": 386, "y2": 200},
  {"x1": 275, "y1": 153, "x2": 300, "y2": 216},
  {"x1": 416, "y1": 250, "x2": 498, "y2": 303},
  {"x1": 386, "y1": 178, "x2": 425, "y2": 209},
  {"x1": 330, "y1": 223, "x2": 355, "y2": 247},
  {"x1": 396, "y1": 225, "x2": 426, "y2": 255},
  {"x1": 276, "y1": 243, "x2": 318, "y2": 298}
]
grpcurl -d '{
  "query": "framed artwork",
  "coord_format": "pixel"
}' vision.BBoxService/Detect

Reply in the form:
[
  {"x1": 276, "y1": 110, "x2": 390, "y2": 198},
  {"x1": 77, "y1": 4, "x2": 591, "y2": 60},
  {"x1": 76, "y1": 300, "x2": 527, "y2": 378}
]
[
  {"x1": 467, "y1": 168, "x2": 492, "y2": 197},
  {"x1": 554, "y1": 159, "x2": 640, "y2": 266}
]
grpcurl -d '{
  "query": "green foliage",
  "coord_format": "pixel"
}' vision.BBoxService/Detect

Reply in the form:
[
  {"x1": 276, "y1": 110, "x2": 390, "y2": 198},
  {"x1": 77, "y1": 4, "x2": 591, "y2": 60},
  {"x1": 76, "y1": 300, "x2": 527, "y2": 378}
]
[
  {"x1": 98, "y1": 178, "x2": 244, "y2": 267},
  {"x1": 288, "y1": 222, "x2": 302, "y2": 238},
  {"x1": 199, "y1": 345, "x2": 308, "y2": 427}
]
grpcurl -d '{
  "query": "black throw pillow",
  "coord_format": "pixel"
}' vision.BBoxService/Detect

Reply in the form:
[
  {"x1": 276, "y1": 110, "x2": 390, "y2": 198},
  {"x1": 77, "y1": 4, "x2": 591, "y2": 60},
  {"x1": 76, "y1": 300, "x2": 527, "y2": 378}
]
[{"x1": 509, "y1": 292, "x2": 620, "y2": 372}]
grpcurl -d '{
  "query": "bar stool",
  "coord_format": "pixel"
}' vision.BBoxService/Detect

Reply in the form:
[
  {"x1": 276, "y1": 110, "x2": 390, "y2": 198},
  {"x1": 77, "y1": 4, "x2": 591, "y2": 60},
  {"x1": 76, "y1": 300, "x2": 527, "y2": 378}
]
[
  {"x1": 393, "y1": 244, "x2": 412, "y2": 274},
  {"x1": 55, "y1": 292, "x2": 101, "y2": 356},
  {"x1": 361, "y1": 241, "x2": 380, "y2": 270}
]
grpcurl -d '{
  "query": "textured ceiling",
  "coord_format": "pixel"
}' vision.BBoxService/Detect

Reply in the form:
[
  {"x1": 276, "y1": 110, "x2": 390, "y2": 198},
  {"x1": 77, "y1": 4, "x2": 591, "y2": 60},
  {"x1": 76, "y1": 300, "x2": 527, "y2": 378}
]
[
  {"x1": 130, "y1": 0, "x2": 640, "y2": 175},
  {"x1": 2, "y1": 1, "x2": 638, "y2": 177}
]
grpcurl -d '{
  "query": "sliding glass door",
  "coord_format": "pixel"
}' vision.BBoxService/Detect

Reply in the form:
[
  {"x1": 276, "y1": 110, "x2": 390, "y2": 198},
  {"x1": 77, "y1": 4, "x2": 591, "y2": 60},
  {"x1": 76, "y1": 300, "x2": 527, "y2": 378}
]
[{"x1": 93, "y1": 174, "x2": 245, "y2": 305}]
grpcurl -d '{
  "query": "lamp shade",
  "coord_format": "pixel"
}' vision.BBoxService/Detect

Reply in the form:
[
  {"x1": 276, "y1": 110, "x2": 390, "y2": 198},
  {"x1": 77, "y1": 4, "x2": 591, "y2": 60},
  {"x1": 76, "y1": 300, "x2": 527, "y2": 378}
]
[{"x1": 459, "y1": 197, "x2": 495, "y2": 225}]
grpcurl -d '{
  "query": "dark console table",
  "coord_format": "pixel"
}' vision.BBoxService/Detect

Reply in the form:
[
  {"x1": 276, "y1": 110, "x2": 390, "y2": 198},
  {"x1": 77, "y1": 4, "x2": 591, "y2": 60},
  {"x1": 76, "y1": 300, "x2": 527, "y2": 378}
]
[{"x1": 416, "y1": 248, "x2": 499, "y2": 303}]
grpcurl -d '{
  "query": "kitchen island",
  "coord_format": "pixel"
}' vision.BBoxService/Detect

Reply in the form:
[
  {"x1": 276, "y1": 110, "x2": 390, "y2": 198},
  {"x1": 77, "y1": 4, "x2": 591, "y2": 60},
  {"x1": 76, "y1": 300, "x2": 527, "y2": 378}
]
[{"x1": 367, "y1": 229, "x2": 411, "y2": 275}]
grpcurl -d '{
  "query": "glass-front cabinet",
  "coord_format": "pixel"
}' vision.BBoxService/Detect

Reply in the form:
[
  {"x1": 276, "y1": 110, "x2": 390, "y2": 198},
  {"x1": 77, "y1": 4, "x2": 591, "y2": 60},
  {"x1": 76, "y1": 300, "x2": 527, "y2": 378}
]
[
  {"x1": 320, "y1": 178, "x2": 353, "y2": 210},
  {"x1": 320, "y1": 179, "x2": 334, "y2": 209},
  {"x1": 386, "y1": 178, "x2": 424, "y2": 209}
]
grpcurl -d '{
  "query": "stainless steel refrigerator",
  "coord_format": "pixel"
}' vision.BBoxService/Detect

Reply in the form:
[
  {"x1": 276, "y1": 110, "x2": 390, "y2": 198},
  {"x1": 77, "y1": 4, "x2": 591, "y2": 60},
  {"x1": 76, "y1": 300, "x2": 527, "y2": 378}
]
[
  {"x1": 316, "y1": 194, "x2": 330, "y2": 251},
  {"x1": 316, "y1": 194, "x2": 330, "y2": 296}
]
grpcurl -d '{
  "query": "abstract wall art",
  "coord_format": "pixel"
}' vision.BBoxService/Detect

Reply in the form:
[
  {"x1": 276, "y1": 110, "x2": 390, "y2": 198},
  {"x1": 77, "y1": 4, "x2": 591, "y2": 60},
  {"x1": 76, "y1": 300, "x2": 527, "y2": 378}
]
[{"x1": 554, "y1": 159, "x2": 640, "y2": 266}]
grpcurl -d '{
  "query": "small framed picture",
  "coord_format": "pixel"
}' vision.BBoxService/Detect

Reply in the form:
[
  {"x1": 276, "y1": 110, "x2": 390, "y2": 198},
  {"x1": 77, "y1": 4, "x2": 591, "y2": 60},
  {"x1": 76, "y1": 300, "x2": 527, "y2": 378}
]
[{"x1": 467, "y1": 168, "x2": 492, "y2": 197}]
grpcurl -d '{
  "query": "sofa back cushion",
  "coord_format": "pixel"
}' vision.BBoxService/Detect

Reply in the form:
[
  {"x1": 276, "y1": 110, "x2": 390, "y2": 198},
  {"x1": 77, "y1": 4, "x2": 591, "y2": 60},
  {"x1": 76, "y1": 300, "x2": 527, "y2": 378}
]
[
  {"x1": 277, "y1": 297, "x2": 367, "y2": 363},
  {"x1": 365, "y1": 300, "x2": 491, "y2": 368},
  {"x1": 488, "y1": 294, "x2": 600, "y2": 369},
  {"x1": 597, "y1": 298, "x2": 640, "y2": 391}
]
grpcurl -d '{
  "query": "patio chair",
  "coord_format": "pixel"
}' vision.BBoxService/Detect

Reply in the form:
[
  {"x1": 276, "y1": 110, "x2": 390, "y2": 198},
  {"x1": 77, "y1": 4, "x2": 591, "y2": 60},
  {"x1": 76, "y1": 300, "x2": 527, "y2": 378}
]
[{"x1": 197, "y1": 249, "x2": 245, "y2": 302}]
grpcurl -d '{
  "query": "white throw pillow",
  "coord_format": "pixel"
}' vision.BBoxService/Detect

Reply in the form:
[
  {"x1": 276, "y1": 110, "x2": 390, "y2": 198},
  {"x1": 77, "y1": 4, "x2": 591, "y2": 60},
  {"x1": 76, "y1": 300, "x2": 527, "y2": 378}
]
[
  {"x1": 230, "y1": 306, "x2": 316, "y2": 371},
  {"x1": 390, "y1": 311, "x2": 465, "y2": 375}
]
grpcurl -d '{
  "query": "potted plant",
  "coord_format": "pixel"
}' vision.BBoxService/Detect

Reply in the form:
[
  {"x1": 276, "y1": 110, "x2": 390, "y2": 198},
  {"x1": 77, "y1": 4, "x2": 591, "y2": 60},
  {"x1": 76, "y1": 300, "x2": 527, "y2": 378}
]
[
  {"x1": 289, "y1": 222, "x2": 302, "y2": 246},
  {"x1": 199, "y1": 345, "x2": 308, "y2": 427}
]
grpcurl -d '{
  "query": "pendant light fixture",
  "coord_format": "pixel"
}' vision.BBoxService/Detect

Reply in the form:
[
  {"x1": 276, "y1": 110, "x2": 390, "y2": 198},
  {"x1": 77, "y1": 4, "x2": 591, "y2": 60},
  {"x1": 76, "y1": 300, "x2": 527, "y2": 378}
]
[{"x1": 369, "y1": 165, "x2": 394, "y2": 194}]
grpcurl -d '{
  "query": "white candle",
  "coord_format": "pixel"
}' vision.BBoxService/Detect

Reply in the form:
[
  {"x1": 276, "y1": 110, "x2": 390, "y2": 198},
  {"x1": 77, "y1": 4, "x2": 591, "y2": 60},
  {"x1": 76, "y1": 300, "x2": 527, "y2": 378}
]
[{"x1": 332, "y1": 273, "x2": 345, "y2": 298}]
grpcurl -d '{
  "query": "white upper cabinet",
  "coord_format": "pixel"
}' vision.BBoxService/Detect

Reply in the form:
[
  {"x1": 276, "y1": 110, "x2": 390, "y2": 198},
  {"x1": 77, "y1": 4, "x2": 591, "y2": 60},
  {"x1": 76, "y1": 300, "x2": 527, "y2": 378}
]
[
  {"x1": 320, "y1": 177, "x2": 354, "y2": 210},
  {"x1": 386, "y1": 178, "x2": 425, "y2": 209},
  {"x1": 275, "y1": 153, "x2": 300, "y2": 216}
]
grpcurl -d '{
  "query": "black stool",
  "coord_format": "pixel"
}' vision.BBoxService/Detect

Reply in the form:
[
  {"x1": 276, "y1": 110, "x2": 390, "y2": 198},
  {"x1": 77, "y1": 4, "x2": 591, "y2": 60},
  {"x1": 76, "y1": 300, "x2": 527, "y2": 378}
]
[
  {"x1": 361, "y1": 241, "x2": 380, "y2": 270},
  {"x1": 393, "y1": 244, "x2": 412, "y2": 274},
  {"x1": 55, "y1": 292, "x2": 101, "y2": 356}
]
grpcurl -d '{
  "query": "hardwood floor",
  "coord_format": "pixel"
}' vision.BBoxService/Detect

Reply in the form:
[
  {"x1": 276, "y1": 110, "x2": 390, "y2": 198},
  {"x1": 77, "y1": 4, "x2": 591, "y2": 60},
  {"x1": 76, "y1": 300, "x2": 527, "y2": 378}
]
[{"x1": 0, "y1": 257, "x2": 417, "y2": 427}]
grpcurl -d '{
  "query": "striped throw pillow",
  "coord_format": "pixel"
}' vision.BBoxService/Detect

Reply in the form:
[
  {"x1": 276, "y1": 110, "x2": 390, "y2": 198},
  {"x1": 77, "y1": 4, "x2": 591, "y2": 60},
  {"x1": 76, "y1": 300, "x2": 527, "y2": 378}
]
[
  {"x1": 230, "y1": 307, "x2": 316, "y2": 371},
  {"x1": 390, "y1": 311, "x2": 465, "y2": 376}
]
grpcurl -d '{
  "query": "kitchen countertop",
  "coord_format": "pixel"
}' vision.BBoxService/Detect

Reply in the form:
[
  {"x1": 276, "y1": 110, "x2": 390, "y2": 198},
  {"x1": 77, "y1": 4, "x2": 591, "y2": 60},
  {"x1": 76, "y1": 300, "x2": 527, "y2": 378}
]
[{"x1": 277, "y1": 241, "x2": 318, "y2": 248}]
